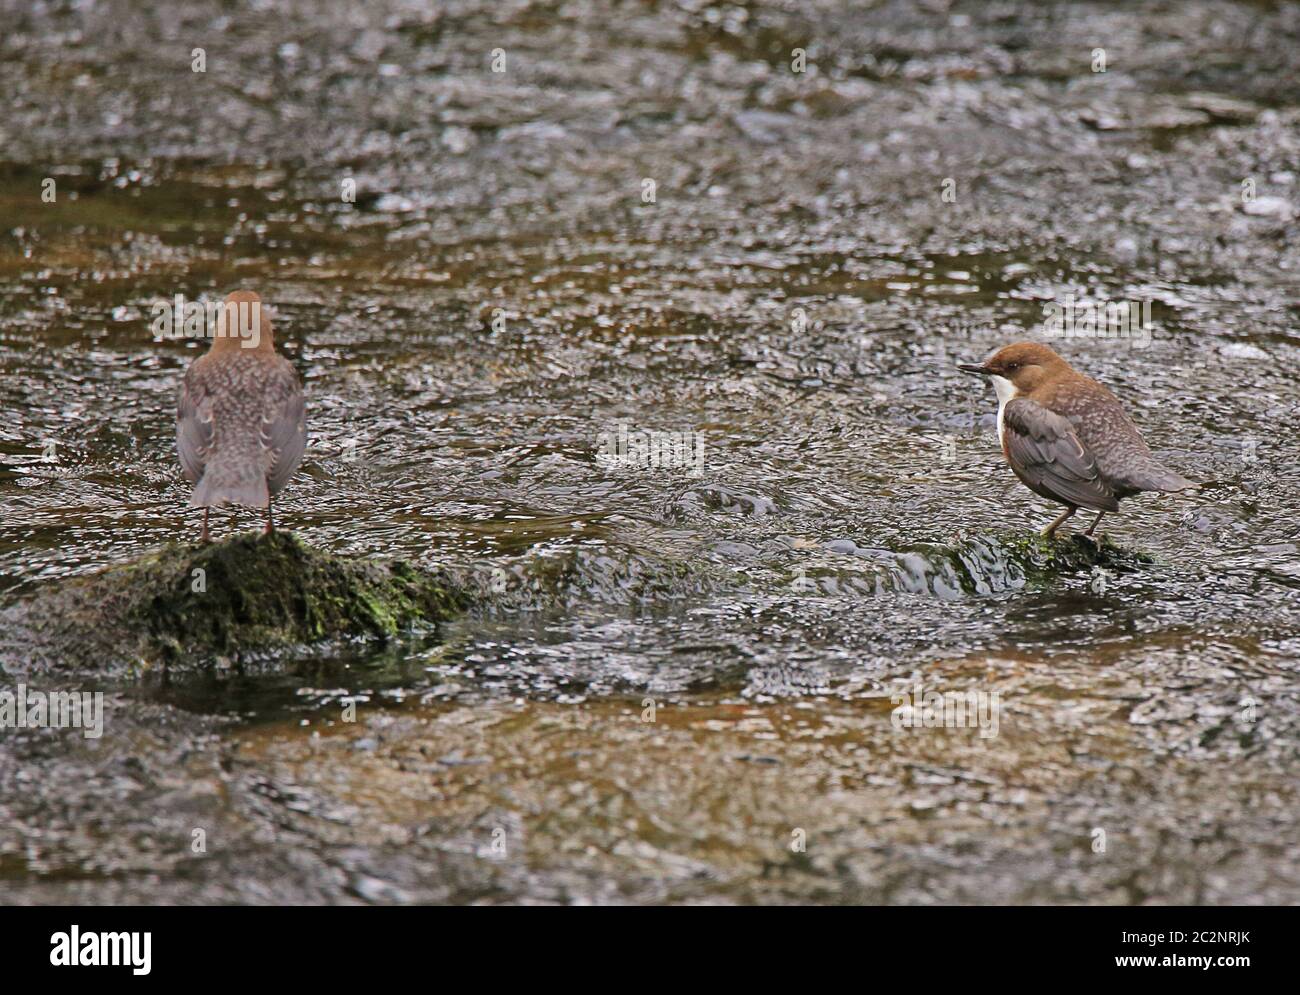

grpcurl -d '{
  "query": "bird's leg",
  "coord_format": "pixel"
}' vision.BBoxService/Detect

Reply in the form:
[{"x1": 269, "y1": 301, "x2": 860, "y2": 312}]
[
  {"x1": 1042, "y1": 507, "x2": 1075, "y2": 538},
  {"x1": 1084, "y1": 511, "x2": 1105, "y2": 538},
  {"x1": 201, "y1": 507, "x2": 210, "y2": 545},
  {"x1": 265, "y1": 498, "x2": 275, "y2": 536}
]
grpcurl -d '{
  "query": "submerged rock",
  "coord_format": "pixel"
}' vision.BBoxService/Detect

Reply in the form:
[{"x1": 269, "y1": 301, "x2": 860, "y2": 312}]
[
  {"x1": 808, "y1": 532, "x2": 1154, "y2": 599},
  {"x1": 982, "y1": 531, "x2": 1153, "y2": 573},
  {"x1": 0, "y1": 532, "x2": 473, "y2": 680}
]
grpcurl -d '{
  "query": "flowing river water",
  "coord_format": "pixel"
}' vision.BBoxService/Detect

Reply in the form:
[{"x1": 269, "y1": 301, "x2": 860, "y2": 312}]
[{"x1": 1, "y1": 0, "x2": 1297, "y2": 903}]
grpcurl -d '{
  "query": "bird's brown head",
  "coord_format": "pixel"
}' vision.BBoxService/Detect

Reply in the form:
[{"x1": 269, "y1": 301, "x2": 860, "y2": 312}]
[
  {"x1": 211, "y1": 290, "x2": 274, "y2": 354},
  {"x1": 958, "y1": 341, "x2": 1069, "y2": 394}
]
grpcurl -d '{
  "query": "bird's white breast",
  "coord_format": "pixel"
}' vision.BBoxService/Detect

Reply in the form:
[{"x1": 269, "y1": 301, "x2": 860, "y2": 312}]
[{"x1": 991, "y1": 374, "x2": 1016, "y2": 446}]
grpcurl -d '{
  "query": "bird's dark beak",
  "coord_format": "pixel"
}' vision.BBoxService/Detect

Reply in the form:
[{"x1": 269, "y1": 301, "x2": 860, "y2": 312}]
[{"x1": 957, "y1": 363, "x2": 992, "y2": 376}]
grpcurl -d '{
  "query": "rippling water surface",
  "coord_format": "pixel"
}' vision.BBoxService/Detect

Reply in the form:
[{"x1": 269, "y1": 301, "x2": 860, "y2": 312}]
[{"x1": 1, "y1": 0, "x2": 1297, "y2": 904}]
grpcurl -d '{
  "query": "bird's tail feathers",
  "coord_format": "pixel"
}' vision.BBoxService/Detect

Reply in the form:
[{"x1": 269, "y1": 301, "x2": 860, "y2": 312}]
[
  {"x1": 190, "y1": 464, "x2": 270, "y2": 508},
  {"x1": 1128, "y1": 461, "x2": 1197, "y2": 493}
]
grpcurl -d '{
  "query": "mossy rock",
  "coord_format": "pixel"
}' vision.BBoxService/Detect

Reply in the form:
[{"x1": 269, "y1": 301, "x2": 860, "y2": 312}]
[
  {"x1": 938, "y1": 532, "x2": 1151, "y2": 594},
  {"x1": 988, "y1": 531, "x2": 1154, "y2": 574},
  {"x1": 828, "y1": 532, "x2": 1157, "y2": 599},
  {"x1": 0, "y1": 532, "x2": 474, "y2": 679}
]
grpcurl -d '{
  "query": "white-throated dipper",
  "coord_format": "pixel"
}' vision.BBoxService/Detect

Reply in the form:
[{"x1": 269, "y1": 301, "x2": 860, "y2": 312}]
[
  {"x1": 177, "y1": 290, "x2": 306, "y2": 542},
  {"x1": 958, "y1": 341, "x2": 1194, "y2": 537}
]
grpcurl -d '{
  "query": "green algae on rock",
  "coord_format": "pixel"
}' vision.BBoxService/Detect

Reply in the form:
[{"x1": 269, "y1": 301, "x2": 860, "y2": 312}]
[
  {"x1": 898, "y1": 532, "x2": 1155, "y2": 596},
  {"x1": 800, "y1": 532, "x2": 1157, "y2": 599},
  {"x1": 995, "y1": 532, "x2": 1154, "y2": 573},
  {"x1": 0, "y1": 532, "x2": 473, "y2": 679}
]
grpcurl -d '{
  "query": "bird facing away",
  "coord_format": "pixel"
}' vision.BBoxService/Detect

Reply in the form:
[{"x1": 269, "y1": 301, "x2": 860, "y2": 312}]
[
  {"x1": 177, "y1": 290, "x2": 306, "y2": 542},
  {"x1": 958, "y1": 341, "x2": 1193, "y2": 538}
]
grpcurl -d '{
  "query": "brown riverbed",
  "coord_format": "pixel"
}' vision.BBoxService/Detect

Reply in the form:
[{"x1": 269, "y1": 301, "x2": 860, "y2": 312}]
[{"x1": 0, "y1": 0, "x2": 1297, "y2": 904}]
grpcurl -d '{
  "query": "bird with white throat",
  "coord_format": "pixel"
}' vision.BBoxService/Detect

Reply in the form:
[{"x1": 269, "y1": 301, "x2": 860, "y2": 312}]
[{"x1": 958, "y1": 341, "x2": 1194, "y2": 538}]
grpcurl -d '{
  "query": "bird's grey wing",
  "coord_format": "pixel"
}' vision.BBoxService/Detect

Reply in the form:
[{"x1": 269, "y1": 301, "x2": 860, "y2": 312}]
[
  {"x1": 262, "y1": 363, "x2": 306, "y2": 496},
  {"x1": 177, "y1": 366, "x2": 214, "y2": 484},
  {"x1": 1003, "y1": 398, "x2": 1119, "y2": 511}
]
